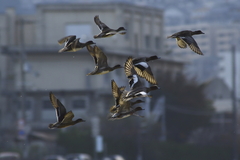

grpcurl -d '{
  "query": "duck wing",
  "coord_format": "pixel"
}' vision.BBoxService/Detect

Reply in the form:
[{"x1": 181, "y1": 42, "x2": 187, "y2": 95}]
[
  {"x1": 62, "y1": 111, "x2": 75, "y2": 123},
  {"x1": 133, "y1": 62, "x2": 157, "y2": 85},
  {"x1": 111, "y1": 80, "x2": 128, "y2": 107},
  {"x1": 182, "y1": 36, "x2": 203, "y2": 55},
  {"x1": 111, "y1": 80, "x2": 121, "y2": 100},
  {"x1": 58, "y1": 35, "x2": 76, "y2": 46},
  {"x1": 93, "y1": 45, "x2": 108, "y2": 67},
  {"x1": 176, "y1": 37, "x2": 187, "y2": 48},
  {"x1": 124, "y1": 56, "x2": 135, "y2": 77},
  {"x1": 72, "y1": 38, "x2": 85, "y2": 49},
  {"x1": 49, "y1": 92, "x2": 67, "y2": 123},
  {"x1": 86, "y1": 45, "x2": 98, "y2": 65},
  {"x1": 94, "y1": 15, "x2": 110, "y2": 32}
]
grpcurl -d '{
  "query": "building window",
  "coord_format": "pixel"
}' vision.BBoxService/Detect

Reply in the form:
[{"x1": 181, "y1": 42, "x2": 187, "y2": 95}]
[
  {"x1": 145, "y1": 35, "x2": 150, "y2": 48},
  {"x1": 155, "y1": 36, "x2": 160, "y2": 49},
  {"x1": 65, "y1": 24, "x2": 93, "y2": 41},
  {"x1": 72, "y1": 99, "x2": 86, "y2": 109},
  {"x1": 25, "y1": 99, "x2": 33, "y2": 110},
  {"x1": 16, "y1": 98, "x2": 33, "y2": 110},
  {"x1": 42, "y1": 99, "x2": 53, "y2": 110}
]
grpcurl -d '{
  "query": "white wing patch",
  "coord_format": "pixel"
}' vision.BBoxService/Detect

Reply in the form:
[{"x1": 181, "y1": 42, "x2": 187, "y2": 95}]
[
  {"x1": 135, "y1": 62, "x2": 148, "y2": 68},
  {"x1": 135, "y1": 91, "x2": 147, "y2": 97},
  {"x1": 130, "y1": 75, "x2": 139, "y2": 88}
]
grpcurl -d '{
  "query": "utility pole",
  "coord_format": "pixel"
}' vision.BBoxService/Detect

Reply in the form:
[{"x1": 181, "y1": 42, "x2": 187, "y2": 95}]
[
  {"x1": 160, "y1": 97, "x2": 166, "y2": 141},
  {"x1": 18, "y1": 18, "x2": 29, "y2": 160},
  {"x1": 231, "y1": 45, "x2": 238, "y2": 160},
  {"x1": 19, "y1": 18, "x2": 26, "y2": 121}
]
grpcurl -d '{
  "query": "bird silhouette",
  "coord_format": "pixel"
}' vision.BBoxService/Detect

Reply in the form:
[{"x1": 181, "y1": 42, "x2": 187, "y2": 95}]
[
  {"x1": 167, "y1": 30, "x2": 204, "y2": 55},
  {"x1": 93, "y1": 15, "x2": 126, "y2": 38},
  {"x1": 86, "y1": 45, "x2": 122, "y2": 75},
  {"x1": 48, "y1": 92, "x2": 85, "y2": 129},
  {"x1": 58, "y1": 35, "x2": 95, "y2": 52}
]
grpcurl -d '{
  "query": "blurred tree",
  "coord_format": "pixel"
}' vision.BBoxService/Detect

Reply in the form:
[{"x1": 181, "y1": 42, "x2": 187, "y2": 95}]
[
  {"x1": 152, "y1": 71, "x2": 215, "y2": 142},
  {"x1": 101, "y1": 117, "x2": 140, "y2": 160},
  {"x1": 56, "y1": 126, "x2": 94, "y2": 154}
]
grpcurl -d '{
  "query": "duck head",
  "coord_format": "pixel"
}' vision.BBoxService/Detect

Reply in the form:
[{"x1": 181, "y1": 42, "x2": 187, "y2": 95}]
[
  {"x1": 75, "y1": 118, "x2": 85, "y2": 123},
  {"x1": 193, "y1": 30, "x2": 204, "y2": 35},
  {"x1": 117, "y1": 27, "x2": 127, "y2": 34},
  {"x1": 134, "y1": 107, "x2": 144, "y2": 111},
  {"x1": 86, "y1": 41, "x2": 95, "y2": 46},
  {"x1": 112, "y1": 64, "x2": 123, "y2": 70}
]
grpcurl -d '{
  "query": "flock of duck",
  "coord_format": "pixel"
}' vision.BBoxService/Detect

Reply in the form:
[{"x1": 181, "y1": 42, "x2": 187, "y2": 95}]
[{"x1": 48, "y1": 15, "x2": 205, "y2": 129}]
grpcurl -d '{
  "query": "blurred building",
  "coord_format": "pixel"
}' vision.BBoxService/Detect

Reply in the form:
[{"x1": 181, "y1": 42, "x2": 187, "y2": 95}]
[
  {"x1": 218, "y1": 51, "x2": 240, "y2": 99},
  {"x1": 203, "y1": 78, "x2": 232, "y2": 113},
  {"x1": 0, "y1": 2, "x2": 186, "y2": 134}
]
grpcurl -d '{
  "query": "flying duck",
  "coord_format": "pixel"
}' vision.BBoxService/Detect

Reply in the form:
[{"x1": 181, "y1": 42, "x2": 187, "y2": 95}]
[
  {"x1": 110, "y1": 79, "x2": 144, "y2": 113},
  {"x1": 93, "y1": 15, "x2": 126, "y2": 39},
  {"x1": 123, "y1": 57, "x2": 160, "y2": 101},
  {"x1": 132, "y1": 55, "x2": 160, "y2": 85},
  {"x1": 48, "y1": 92, "x2": 85, "y2": 129},
  {"x1": 167, "y1": 30, "x2": 204, "y2": 55},
  {"x1": 58, "y1": 35, "x2": 95, "y2": 53},
  {"x1": 108, "y1": 107, "x2": 144, "y2": 121},
  {"x1": 86, "y1": 45, "x2": 122, "y2": 75}
]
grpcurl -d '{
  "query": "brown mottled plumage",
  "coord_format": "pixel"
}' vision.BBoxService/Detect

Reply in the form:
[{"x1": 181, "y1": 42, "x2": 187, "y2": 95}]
[{"x1": 132, "y1": 55, "x2": 160, "y2": 85}]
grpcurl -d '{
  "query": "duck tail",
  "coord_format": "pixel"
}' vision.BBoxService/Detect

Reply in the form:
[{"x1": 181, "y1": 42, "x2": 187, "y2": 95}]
[
  {"x1": 86, "y1": 41, "x2": 95, "y2": 46},
  {"x1": 146, "y1": 55, "x2": 161, "y2": 62},
  {"x1": 113, "y1": 64, "x2": 123, "y2": 69}
]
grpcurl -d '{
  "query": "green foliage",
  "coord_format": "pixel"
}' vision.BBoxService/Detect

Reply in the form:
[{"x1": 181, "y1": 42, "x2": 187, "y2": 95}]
[
  {"x1": 56, "y1": 126, "x2": 94, "y2": 154},
  {"x1": 101, "y1": 117, "x2": 141, "y2": 160}
]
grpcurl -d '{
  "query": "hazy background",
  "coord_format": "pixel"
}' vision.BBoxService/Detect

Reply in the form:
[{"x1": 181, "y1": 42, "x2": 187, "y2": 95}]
[{"x1": 0, "y1": 0, "x2": 239, "y2": 160}]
